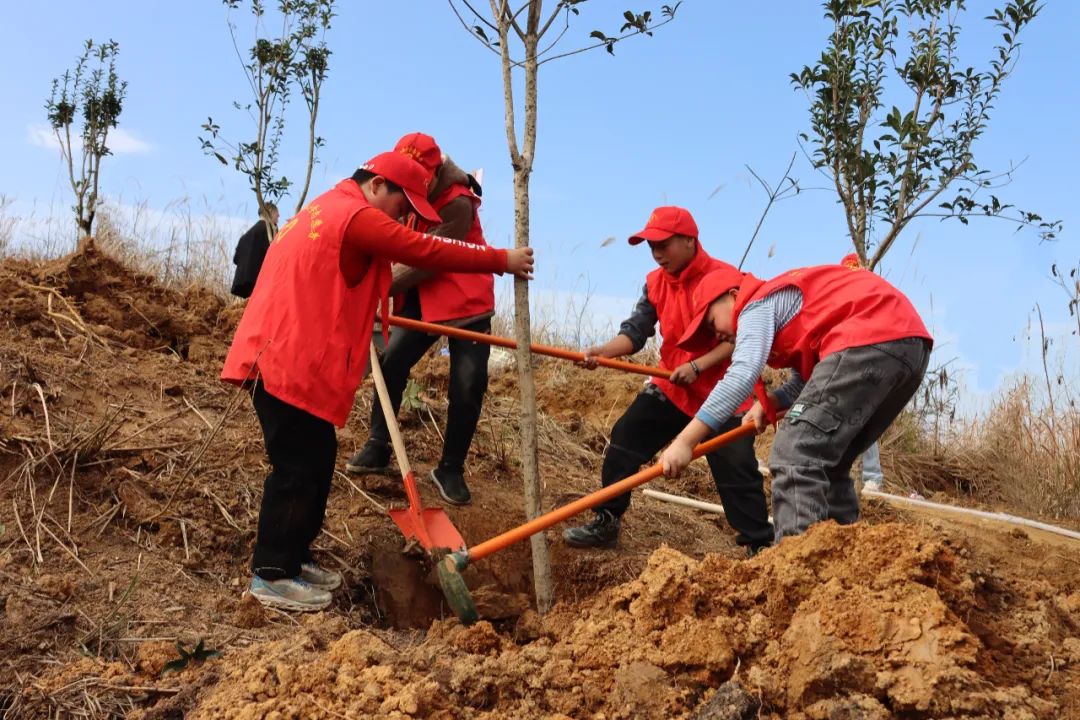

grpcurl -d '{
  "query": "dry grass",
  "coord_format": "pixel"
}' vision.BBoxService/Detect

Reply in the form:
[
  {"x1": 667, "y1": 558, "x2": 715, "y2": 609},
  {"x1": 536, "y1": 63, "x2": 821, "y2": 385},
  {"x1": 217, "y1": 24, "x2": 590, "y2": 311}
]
[
  {"x1": 886, "y1": 371, "x2": 1080, "y2": 521},
  {"x1": 1, "y1": 195, "x2": 245, "y2": 297}
]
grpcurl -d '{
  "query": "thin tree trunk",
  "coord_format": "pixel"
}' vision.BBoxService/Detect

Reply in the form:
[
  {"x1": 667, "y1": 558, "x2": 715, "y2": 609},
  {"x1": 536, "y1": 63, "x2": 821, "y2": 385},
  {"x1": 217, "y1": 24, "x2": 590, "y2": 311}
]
[
  {"x1": 494, "y1": 0, "x2": 552, "y2": 614},
  {"x1": 512, "y1": 168, "x2": 552, "y2": 613}
]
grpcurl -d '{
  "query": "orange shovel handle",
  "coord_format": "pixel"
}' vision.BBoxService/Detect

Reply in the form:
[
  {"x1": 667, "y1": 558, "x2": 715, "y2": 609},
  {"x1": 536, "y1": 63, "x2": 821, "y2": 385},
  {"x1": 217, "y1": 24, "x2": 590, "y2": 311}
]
[
  {"x1": 386, "y1": 315, "x2": 671, "y2": 380},
  {"x1": 466, "y1": 419, "x2": 770, "y2": 564}
]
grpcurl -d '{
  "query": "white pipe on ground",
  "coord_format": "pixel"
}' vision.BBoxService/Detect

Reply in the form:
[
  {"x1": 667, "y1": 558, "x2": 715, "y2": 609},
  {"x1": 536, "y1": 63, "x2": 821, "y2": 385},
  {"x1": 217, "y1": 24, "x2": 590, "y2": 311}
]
[
  {"x1": 861, "y1": 489, "x2": 1080, "y2": 541},
  {"x1": 642, "y1": 486, "x2": 1080, "y2": 542}
]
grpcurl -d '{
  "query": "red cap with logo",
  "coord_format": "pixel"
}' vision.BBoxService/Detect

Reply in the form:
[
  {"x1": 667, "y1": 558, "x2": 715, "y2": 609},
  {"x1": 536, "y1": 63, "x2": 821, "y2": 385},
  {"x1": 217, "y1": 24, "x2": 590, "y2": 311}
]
[
  {"x1": 360, "y1": 152, "x2": 441, "y2": 224},
  {"x1": 677, "y1": 267, "x2": 747, "y2": 347},
  {"x1": 628, "y1": 206, "x2": 699, "y2": 245},
  {"x1": 394, "y1": 132, "x2": 443, "y2": 175}
]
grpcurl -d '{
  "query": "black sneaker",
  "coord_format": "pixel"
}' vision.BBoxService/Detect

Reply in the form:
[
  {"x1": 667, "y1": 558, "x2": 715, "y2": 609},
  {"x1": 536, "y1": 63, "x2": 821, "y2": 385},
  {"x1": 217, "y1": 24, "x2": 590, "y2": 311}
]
[
  {"x1": 562, "y1": 510, "x2": 621, "y2": 548},
  {"x1": 430, "y1": 467, "x2": 471, "y2": 505},
  {"x1": 746, "y1": 544, "x2": 769, "y2": 558},
  {"x1": 345, "y1": 442, "x2": 391, "y2": 474}
]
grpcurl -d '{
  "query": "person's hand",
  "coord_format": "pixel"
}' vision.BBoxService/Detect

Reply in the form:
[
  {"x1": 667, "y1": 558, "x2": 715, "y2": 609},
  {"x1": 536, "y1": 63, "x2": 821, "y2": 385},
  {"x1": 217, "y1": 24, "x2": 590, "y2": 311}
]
[
  {"x1": 660, "y1": 439, "x2": 694, "y2": 478},
  {"x1": 506, "y1": 247, "x2": 535, "y2": 280},
  {"x1": 743, "y1": 401, "x2": 769, "y2": 434},
  {"x1": 668, "y1": 362, "x2": 699, "y2": 386},
  {"x1": 578, "y1": 345, "x2": 605, "y2": 370}
]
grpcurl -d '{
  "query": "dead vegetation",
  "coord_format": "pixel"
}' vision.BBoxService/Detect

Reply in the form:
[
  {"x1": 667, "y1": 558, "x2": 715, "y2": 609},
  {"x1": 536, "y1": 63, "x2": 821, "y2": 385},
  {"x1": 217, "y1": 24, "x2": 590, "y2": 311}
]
[{"x1": 0, "y1": 240, "x2": 1076, "y2": 718}]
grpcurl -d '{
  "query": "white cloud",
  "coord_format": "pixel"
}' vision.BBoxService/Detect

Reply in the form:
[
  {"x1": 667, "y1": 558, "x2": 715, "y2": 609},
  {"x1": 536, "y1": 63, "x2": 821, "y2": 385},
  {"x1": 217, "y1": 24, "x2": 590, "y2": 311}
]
[
  {"x1": 108, "y1": 128, "x2": 153, "y2": 154},
  {"x1": 27, "y1": 124, "x2": 61, "y2": 151},
  {"x1": 26, "y1": 123, "x2": 152, "y2": 154}
]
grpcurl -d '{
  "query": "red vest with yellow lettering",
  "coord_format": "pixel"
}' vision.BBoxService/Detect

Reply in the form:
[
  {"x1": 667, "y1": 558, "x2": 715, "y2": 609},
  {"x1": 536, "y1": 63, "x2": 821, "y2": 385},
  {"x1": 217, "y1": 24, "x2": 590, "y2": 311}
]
[
  {"x1": 647, "y1": 248, "x2": 750, "y2": 417},
  {"x1": 416, "y1": 184, "x2": 495, "y2": 322},
  {"x1": 222, "y1": 179, "x2": 389, "y2": 427},
  {"x1": 732, "y1": 264, "x2": 933, "y2": 380}
]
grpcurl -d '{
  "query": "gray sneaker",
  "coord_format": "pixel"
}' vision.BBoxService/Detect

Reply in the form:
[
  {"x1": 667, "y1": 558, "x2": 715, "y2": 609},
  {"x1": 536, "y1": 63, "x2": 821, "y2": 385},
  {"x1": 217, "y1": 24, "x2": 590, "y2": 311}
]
[
  {"x1": 248, "y1": 576, "x2": 331, "y2": 612},
  {"x1": 562, "y1": 510, "x2": 621, "y2": 548},
  {"x1": 300, "y1": 562, "x2": 342, "y2": 591}
]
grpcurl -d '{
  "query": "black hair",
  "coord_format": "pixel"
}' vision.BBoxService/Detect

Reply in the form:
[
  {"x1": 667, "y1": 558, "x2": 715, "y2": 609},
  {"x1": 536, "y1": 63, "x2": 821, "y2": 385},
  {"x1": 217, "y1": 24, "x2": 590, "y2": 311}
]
[{"x1": 351, "y1": 169, "x2": 403, "y2": 194}]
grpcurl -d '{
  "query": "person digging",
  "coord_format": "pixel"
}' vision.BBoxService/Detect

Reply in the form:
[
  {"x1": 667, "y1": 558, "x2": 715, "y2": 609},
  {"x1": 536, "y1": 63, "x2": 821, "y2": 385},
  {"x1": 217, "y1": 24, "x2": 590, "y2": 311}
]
[
  {"x1": 222, "y1": 149, "x2": 535, "y2": 612},
  {"x1": 346, "y1": 132, "x2": 494, "y2": 506},
  {"x1": 659, "y1": 264, "x2": 931, "y2": 542},
  {"x1": 561, "y1": 206, "x2": 773, "y2": 556}
]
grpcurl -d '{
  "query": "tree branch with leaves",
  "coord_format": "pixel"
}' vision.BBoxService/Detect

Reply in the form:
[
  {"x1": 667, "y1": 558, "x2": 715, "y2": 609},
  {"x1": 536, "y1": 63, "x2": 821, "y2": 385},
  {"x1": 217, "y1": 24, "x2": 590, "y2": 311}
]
[
  {"x1": 200, "y1": 0, "x2": 335, "y2": 239},
  {"x1": 791, "y1": 0, "x2": 1060, "y2": 270},
  {"x1": 46, "y1": 39, "x2": 128, "y2": 242}
]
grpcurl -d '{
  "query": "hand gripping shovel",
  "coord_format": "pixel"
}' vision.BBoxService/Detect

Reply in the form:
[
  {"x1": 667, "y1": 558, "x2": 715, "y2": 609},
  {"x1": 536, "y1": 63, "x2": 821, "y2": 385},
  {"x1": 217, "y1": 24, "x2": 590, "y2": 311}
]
[
  {"x1": 386, "y1": 315, "x2": 671, "y2": 379},
  {"x1": 436, "y1": 420, "x2": 765, "y2": 624},
  {"x1": 368, "y1": 344, "x2": 465, "y2": 553}
]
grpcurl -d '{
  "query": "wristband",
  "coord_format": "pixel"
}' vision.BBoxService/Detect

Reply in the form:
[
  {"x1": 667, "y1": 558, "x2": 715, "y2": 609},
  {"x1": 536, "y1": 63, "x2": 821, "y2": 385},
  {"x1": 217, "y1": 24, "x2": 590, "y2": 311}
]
[{"x1": 689, "y1": 359, "x2": 701, "y2": 376}]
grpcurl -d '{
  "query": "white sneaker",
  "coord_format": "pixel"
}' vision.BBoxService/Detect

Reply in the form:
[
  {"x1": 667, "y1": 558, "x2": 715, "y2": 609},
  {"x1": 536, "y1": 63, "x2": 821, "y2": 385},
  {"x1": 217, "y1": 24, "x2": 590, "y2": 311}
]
[
  {"x1": 863, "y1": 480, "x2": 883, "y2": 493},
  {"x1": 248, "y1": 576, "x2": 331, "y2": 612},
  {"x1": 300, "y1": 562, "x2": 342, "y2": 591}
]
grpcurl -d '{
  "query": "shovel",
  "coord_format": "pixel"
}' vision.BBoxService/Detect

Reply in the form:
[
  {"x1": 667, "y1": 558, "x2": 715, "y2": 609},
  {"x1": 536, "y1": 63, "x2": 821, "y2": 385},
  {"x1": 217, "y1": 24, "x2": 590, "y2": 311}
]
[
  {"x1": 436, "y1": 419, "x2": 769, "y2": 624},
  {"x1": 368, "y1": 344, "x2": 465, "y2": 553},
  {"x1": 386, "y1": 315, "x2": 671, "y2": 379}
]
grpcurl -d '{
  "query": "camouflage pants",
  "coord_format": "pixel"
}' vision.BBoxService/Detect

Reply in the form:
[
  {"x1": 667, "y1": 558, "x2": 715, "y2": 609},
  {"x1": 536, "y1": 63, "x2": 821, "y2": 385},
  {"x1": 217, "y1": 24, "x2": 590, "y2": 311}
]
[{"x1": 770, "y1": 337, "x2": 931, "y2": 542}]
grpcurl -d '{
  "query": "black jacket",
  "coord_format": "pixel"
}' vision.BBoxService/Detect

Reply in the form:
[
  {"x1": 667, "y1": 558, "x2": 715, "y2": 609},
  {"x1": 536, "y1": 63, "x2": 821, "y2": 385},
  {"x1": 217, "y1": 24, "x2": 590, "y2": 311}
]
[{"x1": 230, "y1": 219, "x2": 272, "y2": 298}]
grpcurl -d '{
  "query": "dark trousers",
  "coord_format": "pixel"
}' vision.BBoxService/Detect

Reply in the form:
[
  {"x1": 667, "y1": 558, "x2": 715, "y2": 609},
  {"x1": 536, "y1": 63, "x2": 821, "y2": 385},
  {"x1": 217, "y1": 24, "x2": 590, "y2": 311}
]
[
  {"x1": 594, "y1": 384, "x2": 774, "y2": 550},
  {"x1": 368, "y1": 291, "x2": 491, "y2": 471},
  {"x1": 770, "y1": 337, "x2": 931, "y2": 542},
  {"x1": 251, "y1": 382, "x2": 337, "y2": 580}
]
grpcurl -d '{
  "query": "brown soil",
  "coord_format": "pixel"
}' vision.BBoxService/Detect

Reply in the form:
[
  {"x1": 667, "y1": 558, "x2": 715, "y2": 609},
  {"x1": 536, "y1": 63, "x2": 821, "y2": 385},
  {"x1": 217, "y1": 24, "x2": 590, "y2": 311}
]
[{"x1": 0, "y1": 242, "x2": 1077, "y2": 718}]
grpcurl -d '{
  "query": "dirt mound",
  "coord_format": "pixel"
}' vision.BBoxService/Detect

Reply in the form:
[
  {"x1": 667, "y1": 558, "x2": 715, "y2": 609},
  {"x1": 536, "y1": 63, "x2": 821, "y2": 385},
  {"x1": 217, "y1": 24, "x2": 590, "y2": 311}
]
[
  {"x1": 0, "y1": 238, "x2": 235, "y2": 362},
  {"x1": 142, "y1": 523, "x2": 1077, "y2": 718},
  {"x1": 1, "y1": 246, "x2": 1078, "y2": 719}
]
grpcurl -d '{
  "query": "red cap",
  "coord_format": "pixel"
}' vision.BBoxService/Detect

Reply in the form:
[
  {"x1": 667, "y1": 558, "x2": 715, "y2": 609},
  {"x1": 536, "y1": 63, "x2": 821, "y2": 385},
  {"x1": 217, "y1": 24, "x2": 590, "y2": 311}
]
[
  {"x1": 360, "y1": 152, "x2": 441, "y2": 223},
  {"x1": 677, "y1": 267, "x2": 746, "y2": 347},
  {"x1": 628, "y1": 206, "x2": 699, "y2": 245},
  {"x1": 394, "y1": 132, "x2": 443, "y2": 175},
  {"x1": 840, "y1": 252, "x2": 863, "y2": 270}
]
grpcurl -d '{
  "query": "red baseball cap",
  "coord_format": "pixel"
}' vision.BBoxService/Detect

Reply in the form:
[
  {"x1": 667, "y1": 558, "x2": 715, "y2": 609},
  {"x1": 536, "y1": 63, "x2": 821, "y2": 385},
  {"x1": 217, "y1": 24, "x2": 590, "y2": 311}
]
[
  {"x1": 628, "y1": 206, "x2": 699, "y2": 245},
  {"x1": 360, "y1": 152, "x2": 441, "y2": 224},
  {"x1": 840, "y1": 252, "x2": 863, "y2": 269},
  {"x1": 394, "y1": 132, "x2": 443, "y2": 175},
  {"x1": 677, "y1": 267, "x2": 747, "y2": 348}
]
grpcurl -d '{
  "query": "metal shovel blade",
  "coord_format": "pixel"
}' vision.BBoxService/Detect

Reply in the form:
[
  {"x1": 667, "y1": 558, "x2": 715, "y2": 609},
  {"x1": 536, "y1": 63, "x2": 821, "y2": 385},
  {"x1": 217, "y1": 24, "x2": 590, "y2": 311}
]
[
  {"x1": 436, "y1": 552, "x2": 478, "y2": 625},
  {"x1": 388, "y1": 507, "x2": 466, "y2": 552}
]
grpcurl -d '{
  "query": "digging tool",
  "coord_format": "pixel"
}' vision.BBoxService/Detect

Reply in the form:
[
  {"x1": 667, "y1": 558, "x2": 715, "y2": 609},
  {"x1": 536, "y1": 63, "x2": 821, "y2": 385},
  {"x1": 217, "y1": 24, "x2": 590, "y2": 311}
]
[
  {"x1": 386, "y1": 315, "x2": 671, "y2": 379},
  {"x1": 368, "y1": 344, "x2": 465, "y2": 553},
  {"x1": 436, "y1": 420, "x2": 762, "y2": 624}
]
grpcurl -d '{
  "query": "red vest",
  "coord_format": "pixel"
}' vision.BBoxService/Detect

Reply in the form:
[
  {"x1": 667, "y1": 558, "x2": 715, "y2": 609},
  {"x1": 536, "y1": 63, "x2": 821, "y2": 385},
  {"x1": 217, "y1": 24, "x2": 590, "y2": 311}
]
[
  {"x1": 647, "y1": 248, "x2": 749, "y2": 417},
  {"x1": 221, "y1": 180, "x2": 389, "y2": 427},
  {"x1": 733, "y1": 264, "x2": 933, "y2": 380},
  {"x1": 416, "y1": 184, "x2": 495, "y2": 322}
]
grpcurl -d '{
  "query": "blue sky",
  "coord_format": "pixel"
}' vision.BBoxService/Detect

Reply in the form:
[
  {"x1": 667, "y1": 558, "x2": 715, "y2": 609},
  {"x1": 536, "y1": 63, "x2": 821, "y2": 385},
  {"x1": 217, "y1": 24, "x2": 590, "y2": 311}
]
[{"x1": 3, "y1": 1, "x2": 1078, "y2": 406}]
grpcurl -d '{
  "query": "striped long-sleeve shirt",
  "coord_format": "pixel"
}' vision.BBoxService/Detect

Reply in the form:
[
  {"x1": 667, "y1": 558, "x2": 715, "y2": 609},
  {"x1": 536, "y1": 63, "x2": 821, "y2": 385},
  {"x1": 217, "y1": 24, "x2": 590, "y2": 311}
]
[{"x1": 695, "y1": 286, "x2": 807, "y2": 430}]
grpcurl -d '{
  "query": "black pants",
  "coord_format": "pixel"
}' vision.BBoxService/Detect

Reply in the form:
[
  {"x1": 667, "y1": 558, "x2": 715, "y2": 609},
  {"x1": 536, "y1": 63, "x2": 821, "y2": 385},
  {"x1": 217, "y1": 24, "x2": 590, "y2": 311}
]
[
  {"x1": 368, "y1": 291, "x2": 491, "y2": 472},
  {"x1": 251, "y1": 382, "x2": 337, "y2": 580},
  {"x1": 594, "y1": 384, "x2": 774, "y2": 550}
]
